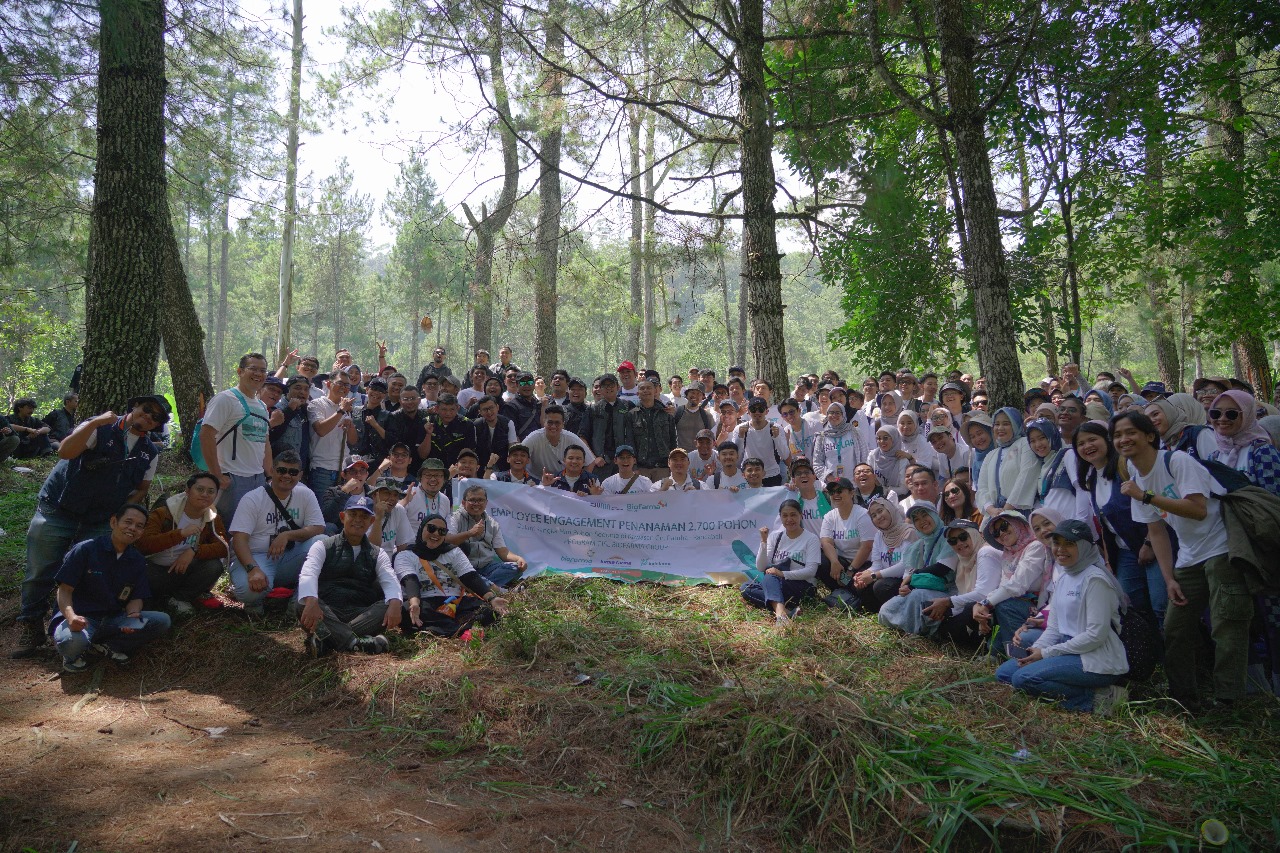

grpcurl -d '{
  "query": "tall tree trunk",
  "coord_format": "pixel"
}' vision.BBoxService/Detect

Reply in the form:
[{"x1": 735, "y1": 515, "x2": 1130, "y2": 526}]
[
  {"x1": 718, "y1": 242, "x2": 734, "y2": 360},
  {"x1": 1052, "y1": 84, "x2": 1083, "y2": 366},
  {"x1": 465, "y1": 2, "x2": 519, "y2": 355},
  {"x1": 642, "y1": 111, "x2": 658, "y2": 369},
  {"x1": 80, "y1": 0, "x2": 167, "y2": 415},
  {"x1": 934, "y1": 0, "x2": 1023, "y2": 409},
  {"x1": 738, "y1": 0, "x2": 787, "y2": 390},
  {"x1": 626, "y1": 109, "x2": 643, "y2": 363},
  {"x1": 1017, "y1": 145, "x2": 1057, "y2": 377},
  {"x1": 160, "y1": 223, "x2": 214, "y2": 453},
  {"x1": 531, "y1": 0, "x2": 565, "y2": 379},
  {"x1": 215, "y1": 191, "x2": 230, "y2": 386},
  {"x1": 204, "y1": 214, "x2": 214, "y2": 363},
  {"x1": 277, "y1": 0, "x2": 303, "y2": 363},
  {"x1": 1139, "y1": 106, "x2": 1181, "y2": 386}
]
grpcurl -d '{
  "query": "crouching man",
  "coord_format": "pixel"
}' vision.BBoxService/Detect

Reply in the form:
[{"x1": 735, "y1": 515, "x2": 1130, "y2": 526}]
[
  {"x1": 51, "y1": 503, "x2": 172, "y2": 673},
  {"x1": 296, "y1": 496, "x2": 402, "y2": 656}
]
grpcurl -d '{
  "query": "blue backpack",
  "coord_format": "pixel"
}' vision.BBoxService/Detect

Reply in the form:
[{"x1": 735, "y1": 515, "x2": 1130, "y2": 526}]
[{"x1": 190, "y1": 389, "x2": 264, "y2": 471}]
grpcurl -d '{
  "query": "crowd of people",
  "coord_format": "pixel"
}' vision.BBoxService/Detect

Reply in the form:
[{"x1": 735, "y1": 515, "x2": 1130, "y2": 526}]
[{"x1": 10, "y1": 344, "x2": 1280, "y2": 717}]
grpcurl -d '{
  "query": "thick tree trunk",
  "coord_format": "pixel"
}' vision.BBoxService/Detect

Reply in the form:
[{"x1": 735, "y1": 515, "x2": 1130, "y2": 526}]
[
  {"x1": 642, "y1": 112, "x2": 658, "y2": 369},
  {"x1": 627, "y1": 110, "x2": 643, "y2": 364},
  {"x1": 204, "y1": 215, "x2": 214, "y2": 363},
  {"x1": 79, "y1": 0, "x2": 167, "y2": 415},
  {"x1": 160, "y1": 224, "x2": 215, "y2": 454},
  {"x1": 531, "y1": 0, "x2": 565, "y2": 379},
  {"x1": 277, "y1": 0, "x2": 303, "y2": 363},
  {"x1": 738, "y1": 0, "x2": 787, "y2": 391},
  {"x1": 934, "y1": 0, "x2": 1023, "y2": 409},
  {"x1": 1140, "y1": 128, "x2": 1181, "y2": 387},
  {"x1": 215, "y1": 193, "x2": 230, "y2": 386}
]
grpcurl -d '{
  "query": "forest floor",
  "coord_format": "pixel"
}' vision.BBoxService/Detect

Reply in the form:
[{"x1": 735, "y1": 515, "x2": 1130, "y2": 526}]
[{"x1": 2, "y1": 458, "x2": 1279, "y2": 853}]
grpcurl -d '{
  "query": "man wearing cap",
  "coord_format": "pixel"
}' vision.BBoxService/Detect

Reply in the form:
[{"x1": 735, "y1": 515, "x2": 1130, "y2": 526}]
[
  {"x1": 690, "y1": 429, "x2": 720, "y2": 480},
  {"x1": 425, "y1": 392, "x2": 476, "y2": 470},
  {"x1": 523, "y1": 404, "x2": 596, "y2": 479},
  {"x1": 384, "y1": 385, "x2": 431, "y2": 477},
  {"x1": 1139, "y1": 381, "x2": 1170, "y2": 403},
  {"x1": 202, "y1": 352, "x2": 273, "y2": 522},
  {"x1": 734, "y1": 397, "x2": 792, "y2": 486},
  {"x1": 927, "y1": 421, "x2": 971, "y2": 482},
  {"x1": 296, "y1": 495, "x2": 401, "y2": 656},
  {"x1": 227, "y1": 449, "x2": 326, "y2": 617},
  {"x1": 491, "y1": 443, "x2": 539, "y2": 485},
  {"x1": 416, "y1": 346, "x2": 453, "y2": 389},
  {"x1": 367, "y1": 477, "x2": 415, "y2": 558},
  {"x1": 617, "y1": 361, "x2": 641, "y2": 405},
  {"x1": 674, "y1": 384, "x2": 715, "y2": 452},
  {"x1": 474, "y1": 394, "x2": 517, "y2": 476},
  {"x1": 628, "y1": 379, "x2": 676, "y2": 480},
  {"x1": 12, "y1": 395, "x2": 168, "y2": 658},
  {"x1": 320, "y1": 456, "x2": 372, "y2": 531},
  {"x1": 587, "y1": 373, "x2": 633, "y2": 477},
  {"x1": 657, "y1": 447, "x2": 701, "y2": 491}
]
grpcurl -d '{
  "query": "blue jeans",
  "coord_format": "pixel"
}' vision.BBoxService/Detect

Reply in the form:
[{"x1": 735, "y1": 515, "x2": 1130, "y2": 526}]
[
  {"x1": 992, "y1": 597, "x2": 1035, "y2": 652},
  {"x1": 1115, "y1": 547, "x2": 1167, "y2": 625},
  {"x1": 217, "y1": 472, "x2": 264, "y2": 525},
  {"x1": 477, "y1": 559, "x2": 524, "y2": 588},
  {"x1": 20, "y1": 506, "x2": 110, "y2": 623},
  {"x1": 229, "y1": 536, "x2": 323, "y2": 608},
  {"x1": 308, "y1": 467, "x2": 338, "y2": 495},
  {"x1": 54, "y1": 610, "x2": 172, "y2": 663},
  {"x1": 996, "y1": 651, "x2": 1119, "y2": 712}
]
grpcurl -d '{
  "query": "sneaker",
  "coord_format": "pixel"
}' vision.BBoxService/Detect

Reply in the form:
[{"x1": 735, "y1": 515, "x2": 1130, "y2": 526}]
[
  {"x1": 303, "y1": 632, "x2": 328, "y2": 658},
  {"x1": 63, "y1": 656, "x2": 89, "y2": 673},
  {"x1": 774, "y1": 612, "x2": 792, "y2": 627},
  {"x1": 1092, "y1": 683, "x2": 1128, "y2": 717},
  {"x1": 169, "y1": 599, "x2": 195, "y2": 617},
  {"x1": 194, "y1": 594, "x2": 224, "y2": 610},
  {"x1": 352, "y1": 635, "x2": 390, "y2": 655},
  {"x1": 10, "y1": 620, "x2": 46, "y2": 659},
  {"x1": 91, "y1": 644, "x2": 130, "y2": 665}
]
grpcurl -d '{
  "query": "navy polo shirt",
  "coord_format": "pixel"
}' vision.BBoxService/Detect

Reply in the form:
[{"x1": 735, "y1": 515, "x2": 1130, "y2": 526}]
[{"x1": 54, "y1": 535, "x2": 152, "y2": 617}]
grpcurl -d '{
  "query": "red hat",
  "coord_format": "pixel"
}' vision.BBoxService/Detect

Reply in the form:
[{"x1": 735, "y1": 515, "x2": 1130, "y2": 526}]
[{"x1": 617, "y1": 361, "x2": 636, "y2": 373}]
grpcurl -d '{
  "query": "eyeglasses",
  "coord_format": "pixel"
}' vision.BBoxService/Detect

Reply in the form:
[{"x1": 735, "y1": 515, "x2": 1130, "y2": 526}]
[
  {"x1": 825, "y1": 487, "x2": 847, "y2": 495},
  {"x1": 425, "y1": 524, "x2": 448, "y2": 535},
  {"x1": 1207, "y1": 408, "x2": 1241, "y2": 421},
  {"x1": 275, "y1": 467, "x2": 302, "y2": 476}
]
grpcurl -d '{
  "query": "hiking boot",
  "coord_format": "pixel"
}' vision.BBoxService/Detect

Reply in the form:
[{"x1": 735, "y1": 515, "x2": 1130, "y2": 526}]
[
  {"x1": 91, "y1": 644, "x2": 130, "y2": 665},
  {"x1": 10, "y1": 620, "x2": 46, "y2": 659},
  {"x1": 1092, "y1": 684, "x2": 1128, "y2": 717},
  {"x1": 63, "y1": 656, "x2": 90, "y2": 674},
  {"x1": 352, "y1": 635, "x2": 390, "y2": 655}
]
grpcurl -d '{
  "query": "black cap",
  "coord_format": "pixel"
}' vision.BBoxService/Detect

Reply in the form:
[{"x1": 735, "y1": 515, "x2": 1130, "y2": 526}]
[{"x1": 127, "y1": 394, "x2": 171, "y2": 424}]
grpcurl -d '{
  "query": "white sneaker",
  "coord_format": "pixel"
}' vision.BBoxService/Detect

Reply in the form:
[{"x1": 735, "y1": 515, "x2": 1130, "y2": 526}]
[
  {"x1": 1092, "y1": 683, "x2": 1128, "y2": 717},
  {"x1": 169, "y1": 599, "x2": 195, "y2": 617}
]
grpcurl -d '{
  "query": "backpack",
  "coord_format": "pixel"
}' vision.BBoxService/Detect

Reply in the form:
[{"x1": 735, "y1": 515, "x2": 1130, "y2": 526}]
[
  {"x1": 737, "y1": 422, "x2": 782, "y2": 465},
  {"x1": 191, "y1": 389, "x2": 266, "y2": 471}
]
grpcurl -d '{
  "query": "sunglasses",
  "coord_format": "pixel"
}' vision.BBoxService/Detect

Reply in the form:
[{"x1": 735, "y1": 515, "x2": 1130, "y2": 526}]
[
  {"x1": 518, "y1": 379, "x2": 535, "y2": 386},
  {"x1": 991, "y1": 520, "x2": 1011, "y2": 536},
  {"x1": 943, "y1": 487, "x2": 963, "y2": 496},
  {"x1": 275, "y1": 467, "x2": 302, "y2": 476},
  {"x1": 425, "y1": 524, "x2": 448, "y2": 535},
  {"x1": 1207, "y1": 408, "x2": 1241, "y2": 422},
  {"x1": 825, "y1": 486, "x2": 847, "y2": 495},
  {"x1": 139, "y1": 407, "x2": 165, "y2": 421},
  {"x1": 945, "y1": 535, "x2": 967, "y2": 546}
]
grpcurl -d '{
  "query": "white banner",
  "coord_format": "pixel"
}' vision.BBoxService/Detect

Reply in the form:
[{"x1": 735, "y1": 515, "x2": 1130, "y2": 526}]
[{"x1": 461, "y1": 478, "x2": 793, "y2": 584}]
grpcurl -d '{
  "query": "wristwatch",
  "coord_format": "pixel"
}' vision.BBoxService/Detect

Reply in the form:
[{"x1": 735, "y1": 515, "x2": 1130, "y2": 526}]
[{"x1": 1141, "y1": 490, "x2": 1155, "y2": 505}]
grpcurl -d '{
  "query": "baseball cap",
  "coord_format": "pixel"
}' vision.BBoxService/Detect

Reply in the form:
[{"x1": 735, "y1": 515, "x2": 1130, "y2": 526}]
[
  {"x1": 668, "y1": 447, "x2": 689, "y2": 458},
  {"x1": 367, "y1": 477, "x2": 406, "y2": 497},
  {"x1": 263, "y1": 376, "x2": 286, "y2": 390},
  {"x1": 1052, "y1": 519, "x2": 1095, "y2": 543},
  {"x1": 343, "y1": 495, "x2": 376, "y2": 515},
  {"x1": 1140, "y1": 381, "x2": 1169, "y2": 399},
  {"x1": 422, "y1": 458, "x2": 447, "y2": 471},
  {"x1": 367, "y1": 377, "x2": 388, "y2": 391},
  {"x1": 617, "y1": 360, "x2": 636, "y2": 373},
  {"x1": 507, "y1": 442, "x2": 530, "y2": 455},
  {"x1": 789, "y1": 457, "x2": 814, "y2": 474},
  {"x1": 824, "y1": 477, "x2": 855, "y2": 492},
  {"x1": 614, "y1": 444, "x2": 637, "y2": 457},
  {"x1": 695, "y1": 429, "x2": 714, "y2": 440},
  {"x1": 343, "y1": 455, "x2": 369, "y2": 471}
]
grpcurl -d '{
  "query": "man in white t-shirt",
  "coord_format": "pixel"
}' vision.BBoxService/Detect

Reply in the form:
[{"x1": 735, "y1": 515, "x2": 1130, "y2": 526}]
[
  {"x1": 307, "y1": 373, "x2": 359, "y2": 495},
  {"x1": 898, "y1": 466, "x2": 942, "y2": 514},
  {"x1": 600, "y1": 445, "x2": 654, "y2": 494},
  {"x1": 523, "y1": 405, "x2": 596, "y2": 479},
  {"x1": 227, "y1": 449, "x2": 326, "y2": 616},
  {"x1": 733, "y1": 397, "x2": 792, "y2": 486},
  {"x1": 457, "y1": 365, "x2": 490, "y2": 410},
  {"x1": 201, "y1": 352, "x2": 272, "y2": 522},
  {"x1": 707, "y1": 443, "x2": 747, "y2": 490},
  {"x1": 616, "y1": 361, "x2": 641, "y2": 405}
]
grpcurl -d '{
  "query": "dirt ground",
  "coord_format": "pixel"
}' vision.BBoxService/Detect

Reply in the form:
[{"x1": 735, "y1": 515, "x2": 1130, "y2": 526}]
[{"x1": 0, "y1": 620, "x2": 708, "y2": 853}]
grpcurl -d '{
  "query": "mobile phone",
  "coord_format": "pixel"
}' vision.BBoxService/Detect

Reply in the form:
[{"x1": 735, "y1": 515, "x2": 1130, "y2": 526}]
[{"x1": 119, "y1": 616, "x2": 148, "y2": 631}]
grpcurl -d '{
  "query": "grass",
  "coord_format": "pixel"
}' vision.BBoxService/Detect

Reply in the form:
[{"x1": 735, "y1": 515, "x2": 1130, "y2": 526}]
[{"x1": 3, "y1": 457, "x2": 1278, "y2": 851}]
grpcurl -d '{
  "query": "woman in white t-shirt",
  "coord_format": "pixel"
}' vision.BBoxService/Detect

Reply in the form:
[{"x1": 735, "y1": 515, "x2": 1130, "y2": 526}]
[
  {"x1": 740, "y1": 499, "x2": 821, "y2": 626},
  {"x1": 817, "y1": 478, "x2": 877, "y2": 597},
  {"x1": 1113, "y1": 410, "x2": 1242, "y2": 712}
]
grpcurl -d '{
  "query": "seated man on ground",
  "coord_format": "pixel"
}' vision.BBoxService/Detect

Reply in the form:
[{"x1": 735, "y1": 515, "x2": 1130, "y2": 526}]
[
  {"x1": 136, "y1": 471, "x2": 229, "y2": 615},
  {"x1": 448, "y1": 484, "x2": 529, "y2": 589},
  {"x1": 50, "y1": 503, "x2": 172, "y2": 673},
  {"x1": 296, "y1": 496, "x2": 402, "y2": 656},
  {"x1": 227, "y1": 449, "x2": 326, "y2": 616}
]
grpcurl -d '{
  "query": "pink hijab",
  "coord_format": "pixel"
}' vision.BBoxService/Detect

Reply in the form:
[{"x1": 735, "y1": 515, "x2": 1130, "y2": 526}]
[{"x1": 1211, "y1": 390, "x2": 1271, "y2": 467}]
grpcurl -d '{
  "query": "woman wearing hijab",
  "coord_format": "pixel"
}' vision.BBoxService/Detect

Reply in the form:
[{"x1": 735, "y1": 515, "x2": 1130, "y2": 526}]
[
  {"x1": 923, "y1": 520, "x2": 1002, "y2": 647},
  {"x1": 393, "y1": 514, "x2": 509, "y2": 637},
  {"x1": 867, "y1": 425, "x2": 910, "y2": 494},
  {"x1": 1146, "y1": 393, "x2": 1217, "y2": 461},
  {"x1": 995, "y1": 520, "x2": 1128, "y2": 714},
  {"x1": 1005, "y1": 507, "x2": 1068, "y2": 655},
  {"x1": 964, "y1": 410, "x2": 995, "y2": 487},
  {"x1": 896, "y1": 410, "x2": 938, "y2": 472},
  {"x1": 852, "y1": 462, "x2": 897, "y2": 507},
  {"x1": 874, "y1": 390, "x2": 903, "y2": 428},
  {"x1": 976, "y1": 407, "x2": 1038, "y2": 518},
  {"x1": 1083, "y1": 388, "x2": 1115, "y2": 417},
  {"x1": 812, "y1": 403, "x2": 866, "y2": 483},
  {"x1": 850, "y1": 496, "x2": 917, "y2": 612},
  {"x1": 1027, "y1": 417, "x2": 1077, "y2": 519},
  {"x1": 970, "y1": 511, "x2": 1049, "y2": 651},
  {"x1": 878, "y1": 505, "x2": 959, "y2": 636}
]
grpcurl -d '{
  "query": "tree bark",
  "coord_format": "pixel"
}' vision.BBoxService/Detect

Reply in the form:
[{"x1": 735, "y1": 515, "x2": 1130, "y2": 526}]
[
  {"x1": 277, "y1": 0, "x2": 303, "y2": 363},
  {"x1": 934, "y1": 0, "x2": 1023, "y2": 409},
  {"x1": 79, "y1": 0, "x2": 168, "y2": 415},
  {"x1": 215, "y1": 187, "x2": 230, "y2": 386},
  {"x1": 1139, "y1": 109, "x2": 1181, "y2": 387},
  {"x1": 738, "y1": 0, "x2": 787, "y2": 391},
  {"x1": 627, "y1": 109, "x2": 643, "y2": 363},
  {"x1": 160, "y1": 223, "x2": 215, "y2": 454},
  {"x1": 531, "y1": 0, "x2": 565, "y2": 379},
  {"x1": 642, "y1": 110, "x2": 658, "y2": 369}
]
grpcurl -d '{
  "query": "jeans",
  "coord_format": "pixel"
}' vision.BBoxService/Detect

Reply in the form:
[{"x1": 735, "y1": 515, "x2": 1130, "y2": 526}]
[
  {"x1": 740, "y1": 575, "x2": 814, "y2": 610},
  {"x1": 20, "y1": 506, "x2": 110, "y2": 623},
  {"x1": 991, "y1": 598, "x2": 1035, "y2": 653},
  {"x1": 217, "y1": 472, "x2": 264, "y2": 525},
  {"x1": 1164, "y1": 553, "x2": 1252, "y2": 703},
  {"x1": 477, "y1": 559, "x2": 524, "y2": 588},
  {"x1": 145, "y1": 558, "x2": 225, "y2": 604},
  {"x1": 1115, "y1": 547, "x2": 1167, "y2": 625},
  {"x1": 308, "y1": 467, "x2": 338, "y2": 495},
  {"x1": 996, "y1": 650, "x2": 1119, "y2": 712},
  {"x1": 54, "y1": 610, "x2": 172, "y2": 663},
  {"x1": 229, "y1": 536, "x2": 323, "y2": 608}
]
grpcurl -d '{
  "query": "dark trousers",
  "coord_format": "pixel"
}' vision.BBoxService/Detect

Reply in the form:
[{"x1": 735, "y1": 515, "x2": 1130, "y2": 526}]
[
  {"x1": 938, "y1": 602, "x2": 985, "y2": 649},
  {"x1": 409, "y1": 596, "x2": 496, "y2": 638},
  {"x1": 762, "y1": 474, "x2": 784, "y2": 487},
  {"x1": 310, "y1": 599, "x2": 389, "y2": 652},
  {"x1": 861, "y1": 577, "x2": 905, "y2": 613},
  {"x1": 740, "y1": 577, "x2": 814, "y2": 610},
  {"x1": 146, "y1": 558, "x2": 224, "y2": 604}
]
